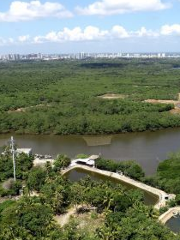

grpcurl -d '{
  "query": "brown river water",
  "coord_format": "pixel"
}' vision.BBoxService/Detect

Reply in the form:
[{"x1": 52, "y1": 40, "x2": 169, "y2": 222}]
[{"x1": 1, "y1": 128, "x2": 180, "y2": 175}]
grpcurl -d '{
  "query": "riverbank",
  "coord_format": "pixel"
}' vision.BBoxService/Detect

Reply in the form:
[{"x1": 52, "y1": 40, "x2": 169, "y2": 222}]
[
  {"x1": 2, "y1": 128, "x2": 180, "y2": 175},
  {"x1": 61, "y1": 164, "x2": 175, "y2": 209}
]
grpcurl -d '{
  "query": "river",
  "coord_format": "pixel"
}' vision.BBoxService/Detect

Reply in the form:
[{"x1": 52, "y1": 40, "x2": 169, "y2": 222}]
[{"x1": 0, "y1": 128, "x2": 180, "y2": 175}]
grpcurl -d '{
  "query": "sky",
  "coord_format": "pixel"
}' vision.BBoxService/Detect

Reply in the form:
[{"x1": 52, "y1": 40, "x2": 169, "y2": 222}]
[{"x1": 0, "y1": 0, "x2": 180, "y2": 54}]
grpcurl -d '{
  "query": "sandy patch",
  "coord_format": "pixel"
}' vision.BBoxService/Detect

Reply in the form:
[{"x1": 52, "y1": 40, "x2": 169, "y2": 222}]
[
  {"x1": 144, "y1": 99, "x2": 179, "y2": 105},
  {"x1": 8, "y1": 107, "x2": 26, "y2": 113},
  {"x1": 8, "y1": 104, "x2": 51, "y2": 113},
  {"x1": 54, "y1": 205, "x2": 98, "y2": 227},
  {"x1": 98, "y1": 93, "x2": 128, "y2": 99},
  {"x1": 54, "y1": 207, "x2": 76, "y2": 226},
  {"x1": 33, "y1": 158, "x2": 54, "y2": 167},
  {"x1": 170, "y1": 108, "x2": 180, "y2": 114},
  {"x1": 144, "y1": 93, "x2": 180, "y2": 106},
  {"x1": 144, "y1": 97, "x2": 180, "y2": 115}
]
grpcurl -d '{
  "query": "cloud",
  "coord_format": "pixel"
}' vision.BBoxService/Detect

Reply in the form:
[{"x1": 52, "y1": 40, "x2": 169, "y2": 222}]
[
  {"x1": 111, "y1": 25, "x2": 129, "y2": 38},
  {"x1": 76, "y1": 0, "x2": 170, "y2": 15},
  {"x1": 33, "y1": 26, "x2": 112, "y2": 43},
  {"x1": 0, "y1": 38, "x2": 6, "y2": 46},
  {"x1": 0, "y1": 37, "x2": 15, "y2": 46},
  {"x1": 18, "y1": 35, "x2": 30, "y2": 42},
  {"x1": 0, "y1": 1, "x2": 73, "y2": 22},
  {"x1": 33, "y1": 26, "x2": 161, "y2": 43},
  {"x1": 1, "y1": 24, "x2": 180, "y2": 46},
  {"x1": 160, "y1": 24, "x2": 180, "y2": 35},
  {"x1": 135, "y1": 27, "x2": 159, "y2": 37},
  {"x1": 31, "y1": 25, "x2": 180, "y2": 43}
]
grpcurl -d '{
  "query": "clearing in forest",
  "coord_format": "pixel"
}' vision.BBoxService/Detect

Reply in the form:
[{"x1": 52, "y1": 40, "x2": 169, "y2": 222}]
[
  {"x1": 98, "y1": 93, "x2": 128, "y2": 99},
  {"x1": 8, "y1": 104, "x2": 51, "y2": 113},
  {"x1": 54, "y1": 206, "x2": 104, "y2": 233},
  {"x1": 144, "y1": 99, "x2": 179, "y2": 105},
  {"x1": 144, "y1": 94, "x2": 180, "y2": 114}
]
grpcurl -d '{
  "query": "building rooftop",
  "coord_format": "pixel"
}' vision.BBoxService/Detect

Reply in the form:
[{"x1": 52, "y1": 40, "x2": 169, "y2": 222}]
[{"x1": 16, "y1": 148, "x2": 32, "y2": 155}]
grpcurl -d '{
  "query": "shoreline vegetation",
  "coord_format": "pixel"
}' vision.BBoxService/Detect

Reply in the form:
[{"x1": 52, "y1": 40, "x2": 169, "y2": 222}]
[
  {"x1": 1, "y1": 59, "x2": 180, "y2": 238},
  {"x1": 1, "y1": 150, "x2": 180, "y2": 238},
  {"x1": 0, "y1": 59, "x2": 180, "y2": 135}
]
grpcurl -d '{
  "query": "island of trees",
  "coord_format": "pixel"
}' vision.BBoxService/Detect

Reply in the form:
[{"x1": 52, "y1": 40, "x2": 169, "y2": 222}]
[{"x1": 1, "y1": 149, "x2": 180, "y2": 239}]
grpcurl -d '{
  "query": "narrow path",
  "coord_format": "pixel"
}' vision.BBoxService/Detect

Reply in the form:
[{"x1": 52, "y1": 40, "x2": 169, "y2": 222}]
[
  {"x1": 62, "y1": 165, "x2": 175, "y2": 209},
  {"x1": 54, "y1": 207, "x2": 77, "y2": 226}
]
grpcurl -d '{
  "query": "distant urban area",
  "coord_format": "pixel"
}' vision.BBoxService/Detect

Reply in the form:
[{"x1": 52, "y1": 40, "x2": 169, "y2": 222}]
[{"x1": 1, "y1": 52, "x2": 180, "y2": 61}]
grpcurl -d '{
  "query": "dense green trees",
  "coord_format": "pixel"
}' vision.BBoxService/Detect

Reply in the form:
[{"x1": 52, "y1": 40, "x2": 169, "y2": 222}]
[
  {"x1": 96, "y1": 158, "x2": 145, "y2": 180},
  {"x1": 0, "y1": 198, "x2": 61, "y2": 239},
  {"x1": 0, "y1": 59, "x2": 180, "y2": 135},
  {"x1": 41, "y1": 175, "x2": 71, "y2": 214},
  {"x1": 0, "y1": 152, "x2": 179, "y2": 239},
  {"x1": 54, "y1": 154, "x2": 71, "y2": 171},
  {"x1": 0, "y1": 152, "x2": 33, "y2": 197},
  {"x1": 27, "y1": 167, "x2": 47, "y2": 192},
  {"x1": 97, "y1": 206, "x2": 177, "y2": 240},
  {"x1": 0, "y1": 152, "x2": 33, "y2": 182},
  {"x1": 143, "y1": 151, "x2": 180, "y2": 213},
  {"x1": 153, "y1": 152, "x2": 180, "y2": 195}
]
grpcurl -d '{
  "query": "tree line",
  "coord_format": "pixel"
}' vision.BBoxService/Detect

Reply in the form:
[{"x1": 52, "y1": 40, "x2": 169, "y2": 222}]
[{"x1": 0, "y1": 59, "x2": 180, "y2": 135}]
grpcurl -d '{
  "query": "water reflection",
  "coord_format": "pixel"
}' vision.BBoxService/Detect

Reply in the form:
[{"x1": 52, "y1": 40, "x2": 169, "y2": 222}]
[
  {"x1": 0, "y1": 128, "x2": 180, "y2": 175},
  {"x1": 166, "y1": 215, "x2": 180, "y2": 234}
]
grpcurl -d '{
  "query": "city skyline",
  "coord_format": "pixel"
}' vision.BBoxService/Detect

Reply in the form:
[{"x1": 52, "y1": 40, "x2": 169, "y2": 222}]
[
  {"x1": 0, "y1": 0, "x2": 180, "y2": 54},
  {"x1": 2, "y1": 52, "x2": 180, "y2": 62}
]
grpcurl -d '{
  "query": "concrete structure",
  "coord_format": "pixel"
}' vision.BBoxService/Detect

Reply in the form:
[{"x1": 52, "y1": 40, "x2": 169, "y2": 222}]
[
  {"x1": 70, "y1": 155, "x2": 99, "y2": 167},
  {"x1": 159, "y1": 207, "x2": 180, "y2": 224},
  {"x1": 33, "y1": 158, "x2": 54, "y2": 167},
  {"x1": 16, "y1": 148, "x2": 32, "y2": 156},
  {"x1": 62, "y1": 164, "x2": 175, "y2": 210}
]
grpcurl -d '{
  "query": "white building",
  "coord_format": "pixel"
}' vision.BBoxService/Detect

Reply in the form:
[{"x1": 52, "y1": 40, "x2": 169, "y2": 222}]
[
  {"x1": 70, "y1": 155, "x2": 100, "y2": 167},
  {"x1": 16, "y1": 148, "x2": 32, "y2": 156}
]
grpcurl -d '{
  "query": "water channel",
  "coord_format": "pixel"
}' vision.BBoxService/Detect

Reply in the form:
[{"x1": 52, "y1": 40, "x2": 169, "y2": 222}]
[
  {"x1": 1, "y1": 127, "x2": 180, "y2": 175},
  {"x1": 166, "y1": 216, "x2": 180, "y2": 234}
]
